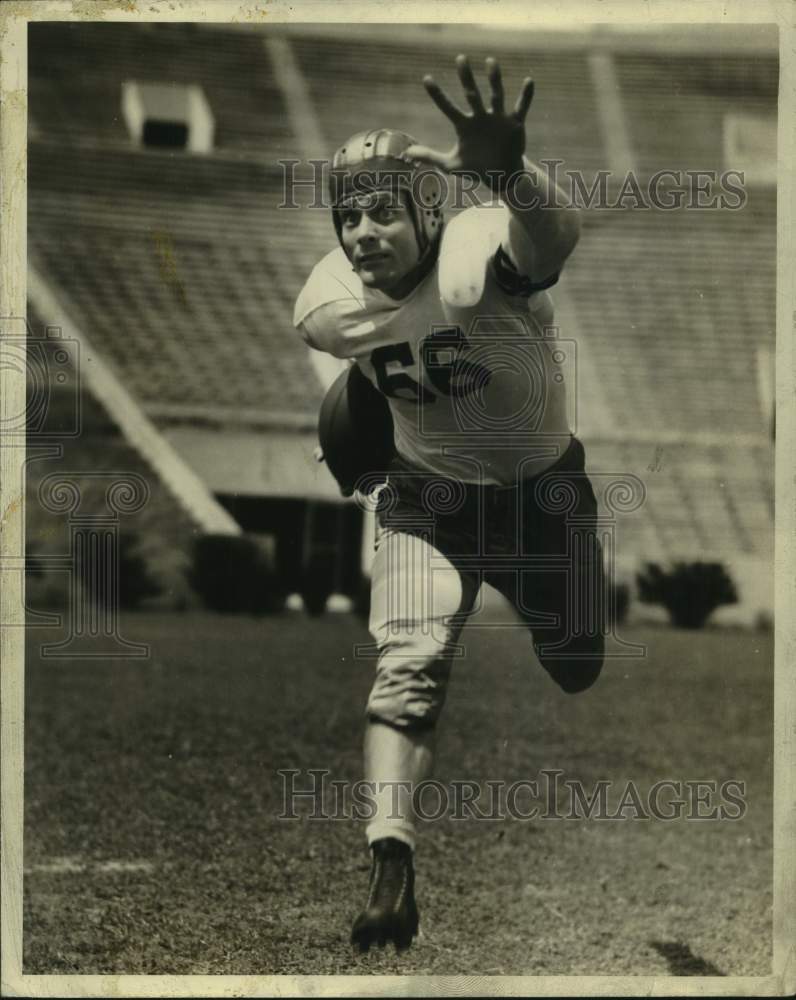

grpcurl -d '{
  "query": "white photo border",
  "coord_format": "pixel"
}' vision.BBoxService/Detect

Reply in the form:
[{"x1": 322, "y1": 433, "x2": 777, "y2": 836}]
[{"x1": 1, "y1": 1, "x2": 793, "y2": 996}]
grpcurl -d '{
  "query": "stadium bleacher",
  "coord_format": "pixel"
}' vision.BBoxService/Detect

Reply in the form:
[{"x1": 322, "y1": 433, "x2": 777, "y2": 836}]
[
  {"x1": 24, "y1": 299, "x2": 199, "y2": 601},
  {"x1": 615, "y1": 52, "x2": 778, "y2": 177},
  {"x1": 26, "y1": 22, "x2": 777, "y2": 601},
  {"x1": 28, "y1": 143, "x2": 328, "y2": 425},
  {"x1": 585, "y1": 438, "x2": 774, "y2": 566},
  {"x1": 290, "y1": 34, "x2": 606, "y2": 177},
  {"x1": 29, "y1": 22, "x2": 295, "y2": 154},
  {"x1": 568, "y1": 194, "x2": 776, "y2": 441}
]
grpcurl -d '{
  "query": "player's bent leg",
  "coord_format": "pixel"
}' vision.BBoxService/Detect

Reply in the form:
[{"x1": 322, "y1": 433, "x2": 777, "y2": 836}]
[
  {"x1": 352, "y1": 720, "x2": 429, "y2": 952},
  {"x1": 528, "y1": 532, "x2": 606, "y2": 695},
  {"x1": 363, "y1": 722, "x2": 434, "y2": 851},
  {"x1": 507, "y1": 441, "x2": 607, "y2": 696},
  {"x1": 366, "y1": 528, "x2": 477, "y2": 731},
  {"x1": 537, "y1": 632, "x2": 605, "y2": 694},
  {"x1": 352, "y1": 529, "x2": 477, "y2": 952}
]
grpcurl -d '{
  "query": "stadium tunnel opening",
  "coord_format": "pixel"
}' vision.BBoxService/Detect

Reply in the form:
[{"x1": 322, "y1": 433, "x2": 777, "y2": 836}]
[
  {"x1": 215, "y1": 494, "x2": 366, "y2": 613},
  {"x1": 142, "y1": 119, "x2": 190, "y2": 149},
  {"x1": 122, "y1": 80, "x2": 214, "y2": 153}
]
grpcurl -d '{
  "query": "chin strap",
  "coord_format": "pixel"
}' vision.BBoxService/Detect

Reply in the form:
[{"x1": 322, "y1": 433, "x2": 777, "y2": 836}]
[
  {"x1": 399, "y1": 229, "x2": 443, "y2": 292},
  {"x1": 348, "y1": 227, "x2": 443, "y2": 298}
]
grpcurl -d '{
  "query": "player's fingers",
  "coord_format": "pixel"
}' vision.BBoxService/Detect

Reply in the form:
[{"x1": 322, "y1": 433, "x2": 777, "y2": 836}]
[
  {"x1": 486, "y1": 57, "x2": 504, "y2": 114},
  {"x1": 455, "y1": 54, "x2": 485, "y2": 114},
  {"x1": 405, "y1": 142, "x2": 455, "y2": 172},
  {"x1": 513, "y1": 76, "x2": 535, "y2": 120},
  {"x1": 422, "y1": 75, "x2": 467, "y2": 124}
]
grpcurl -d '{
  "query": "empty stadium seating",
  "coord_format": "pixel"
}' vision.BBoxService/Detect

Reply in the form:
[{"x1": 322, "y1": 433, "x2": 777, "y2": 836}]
[
  {"x1": 567, "y1": 193, "x2": 776, "y2": 441},
  {"x1": 290, "y1": 34, "x2": 606, "y2": 177},
  {"x1": 26, "y1": 23, "x2": 778, "y2": 575},
  {"x1": 615, "y1": 51, "x2": 778, "y2": 177},
  {"x1": 23, "y1": 302, "x2": 199, "y2": 600},
  {"x1": 28, "y1": 143, "x2": 330, "y2": 424},
  {"x1": 29, "y1": 22, "x2": 295, "y2": 154}
]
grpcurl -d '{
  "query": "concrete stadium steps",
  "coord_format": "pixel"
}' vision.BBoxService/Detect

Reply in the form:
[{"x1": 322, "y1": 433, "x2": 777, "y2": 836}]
[
  {"x1": 29, "y1": 143, "x2": 330, "y2": 426},
  {"x1": 25, "y1": 438, "x2": 198, "y2": 605},
  {"x1": 22, "y1": 301, "x2": 118, "y2": 441},
  {"x1": 24, "y1": 302, "x2": 199, "y2": 598},
  {"x1": 615, "y1": 52, "x2": 778, "y2": 177},
  {"x1": 566, "y1": 200, "x2": 775, "y2": 440},
  {"x1": 27, "y1": 143, "x2": 331, "y2": 247},
  {"x1": 30, "y1": 226, "x2": 324, "y2": 425},
  {"x1": 290, "y1": 34, "x2": 606, "y2": 176},
  {"x1": 28, "y1": 22, "x2": 294, "y2": 154},
  {"x1": 584, "y1": 438, "x2": 774, "y2": 565}
]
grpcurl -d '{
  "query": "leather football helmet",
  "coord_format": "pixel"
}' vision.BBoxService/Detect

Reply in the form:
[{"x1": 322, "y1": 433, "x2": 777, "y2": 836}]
[{"x1": 328, "y1": 129, "x2": 444, "y2": 265}]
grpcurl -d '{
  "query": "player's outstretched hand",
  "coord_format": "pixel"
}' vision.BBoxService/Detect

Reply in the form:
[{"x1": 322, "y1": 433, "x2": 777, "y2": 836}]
[{"x1": 407, "y1": 54, "x2": 533, "y2": 191}]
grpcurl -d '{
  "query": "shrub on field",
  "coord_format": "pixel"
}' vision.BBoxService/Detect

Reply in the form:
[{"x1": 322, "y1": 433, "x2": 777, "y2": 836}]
[
  {"x1": 635, "y1": 560, "x2": 738, "y2": 629},
  {"x1": 26, "y1": 536, "x2": 66, "y2": 611},
  {"x1": 191, "y1": 533, "x2": 286, "y2": 614},
  {"x1": 25, "y1": 533, "x2": 161, "y2": 611},
  {"x1": 25, "y1": 570, "x2": 70, "y2": 613},
  {"x1": 753, "y1": 610, "x2": 773, "y2": 632},
  {"x1": 73, "y1": 532, "x2": 161, "y2": 609},
  {"x1": 25, "y1": 540, "x2": 46, "y2": 580},
  {"x1": 610, "y1": 580, "x2": 631, "y2": 627},
  {"x1": 115, "y1": 533, "x2": 162, "y2": 609}
]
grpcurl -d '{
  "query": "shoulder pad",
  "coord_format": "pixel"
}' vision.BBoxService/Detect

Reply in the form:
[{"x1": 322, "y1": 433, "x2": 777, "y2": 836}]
[
  {"x1": 293, "y1": 247, "x2": 364, "y2": 328},
  {"x1": 438, "y1": 204, "x2": 507, "y2": 308}
]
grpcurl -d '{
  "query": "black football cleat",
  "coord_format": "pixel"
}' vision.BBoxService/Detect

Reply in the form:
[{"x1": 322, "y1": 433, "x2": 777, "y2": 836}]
[{"x1": 351, "y1": 837, "x2": 419, "y2": 953}]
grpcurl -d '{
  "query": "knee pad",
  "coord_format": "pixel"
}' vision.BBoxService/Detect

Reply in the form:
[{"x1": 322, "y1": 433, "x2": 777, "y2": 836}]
[
  {"x1": 366, "y1": 529, "x2": 473, "y2": 729},
  {"x1": 366, "y1": 637, "x2": 454, "y2": 730}
]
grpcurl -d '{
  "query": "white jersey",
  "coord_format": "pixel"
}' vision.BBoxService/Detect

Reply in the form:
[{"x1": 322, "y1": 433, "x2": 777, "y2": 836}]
[{"x1": 294, "y1": 203, "x2": 573, "y2": 485}]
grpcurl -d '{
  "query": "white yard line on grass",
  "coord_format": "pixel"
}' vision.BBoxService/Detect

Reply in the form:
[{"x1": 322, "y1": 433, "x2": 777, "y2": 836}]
[{"x1": 25, "y1": 858, "x2": 155, "y2": 875}]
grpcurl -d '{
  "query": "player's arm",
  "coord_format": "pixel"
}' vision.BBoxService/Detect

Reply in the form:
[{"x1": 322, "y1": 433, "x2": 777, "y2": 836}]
[
  {"x1": 407, "y1": 54, "x2": 579, "y2": 285},
  {"x1": 503, "y1": 155, "x2": 580, "y2": 284}
]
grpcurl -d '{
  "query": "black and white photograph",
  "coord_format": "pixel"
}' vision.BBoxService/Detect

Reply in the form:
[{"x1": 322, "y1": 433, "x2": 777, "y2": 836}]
[{"x1": 0, "y1": 0, "x2": 793, "y2": 995}]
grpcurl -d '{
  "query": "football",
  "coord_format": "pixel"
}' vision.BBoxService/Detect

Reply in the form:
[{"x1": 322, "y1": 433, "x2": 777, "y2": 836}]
[{"x1": 317, "y1": 363, "x2": 396, "y2": 497}]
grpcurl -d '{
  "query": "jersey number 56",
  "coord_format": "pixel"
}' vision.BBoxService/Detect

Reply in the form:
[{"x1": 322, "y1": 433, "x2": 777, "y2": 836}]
[{"x1": 370, "y1": 326, "x2": 491, "y2": 404}]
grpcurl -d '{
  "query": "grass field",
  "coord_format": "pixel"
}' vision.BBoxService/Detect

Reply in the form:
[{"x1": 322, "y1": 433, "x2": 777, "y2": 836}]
[{"x1": 23, "y1": 605, "x2": 773, "y2": 976}]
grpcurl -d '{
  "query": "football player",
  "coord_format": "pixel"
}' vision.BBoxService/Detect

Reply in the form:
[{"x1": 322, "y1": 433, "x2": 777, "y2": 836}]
[{"x1": 294, "y1": 55, "x2": 605, "y2": 952}]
